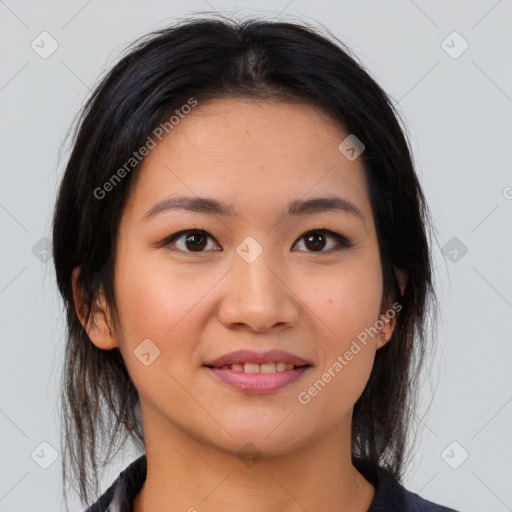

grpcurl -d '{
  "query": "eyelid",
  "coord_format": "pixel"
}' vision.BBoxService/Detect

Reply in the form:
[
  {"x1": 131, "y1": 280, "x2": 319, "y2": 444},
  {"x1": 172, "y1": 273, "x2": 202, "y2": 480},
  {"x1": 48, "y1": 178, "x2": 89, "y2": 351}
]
[
  {"x1": 292, "y1": 228, "x2": 354, "y2": 251},
  {"x1": 160, "y1": 228, "x2": 354, "y2": 253},
  {"x1": 160, "y1": 228, "x2": 221, "y2": 252}
]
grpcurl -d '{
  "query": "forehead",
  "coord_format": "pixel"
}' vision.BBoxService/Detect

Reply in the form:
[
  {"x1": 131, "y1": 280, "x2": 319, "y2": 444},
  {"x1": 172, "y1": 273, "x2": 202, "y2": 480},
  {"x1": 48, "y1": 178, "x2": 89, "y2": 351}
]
[{"x1": 124, "y1": 98, "x2": 373, "y2": 226}]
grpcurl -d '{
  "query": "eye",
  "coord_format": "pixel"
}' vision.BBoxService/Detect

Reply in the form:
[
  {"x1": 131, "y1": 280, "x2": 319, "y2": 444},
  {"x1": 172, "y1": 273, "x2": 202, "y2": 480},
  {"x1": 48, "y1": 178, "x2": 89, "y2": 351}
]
[
  {"x1": 161, "y1": 228, "x2": 354, "y2": 254},
  {"x1": 163, "y1": 229, "x2": 220, "y2": 253},
  {"x1": 292, "y1": 229, "x2": 354, "y2": 253}
]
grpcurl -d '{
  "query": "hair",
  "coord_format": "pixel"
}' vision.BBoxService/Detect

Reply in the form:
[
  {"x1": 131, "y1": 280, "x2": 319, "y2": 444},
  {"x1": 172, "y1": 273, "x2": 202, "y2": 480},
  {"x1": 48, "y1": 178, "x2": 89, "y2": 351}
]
[{"x1": 52, "y1": 13, "x2": 439, "y2": 510}]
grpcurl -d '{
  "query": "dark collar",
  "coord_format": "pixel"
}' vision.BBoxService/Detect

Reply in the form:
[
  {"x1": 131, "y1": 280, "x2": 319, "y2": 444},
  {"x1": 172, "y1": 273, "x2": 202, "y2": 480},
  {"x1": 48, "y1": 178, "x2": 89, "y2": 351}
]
[{"x1": 86, "y1": 454, "x2": 458, "y2": 512}]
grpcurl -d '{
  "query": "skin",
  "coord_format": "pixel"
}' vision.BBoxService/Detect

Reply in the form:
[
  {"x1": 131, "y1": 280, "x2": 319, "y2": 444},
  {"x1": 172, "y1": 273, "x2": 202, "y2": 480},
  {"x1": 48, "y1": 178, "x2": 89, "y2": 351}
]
[{"x1": 73, "y1": 98, "x2": 402, "y2": 511}]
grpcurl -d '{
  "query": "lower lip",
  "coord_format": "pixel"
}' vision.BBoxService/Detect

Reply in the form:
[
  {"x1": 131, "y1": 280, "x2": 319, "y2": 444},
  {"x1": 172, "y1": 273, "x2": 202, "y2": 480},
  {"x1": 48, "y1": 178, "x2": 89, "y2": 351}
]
[{"x1": 204, "y1": 366, "x2": 311, "y2": 394}]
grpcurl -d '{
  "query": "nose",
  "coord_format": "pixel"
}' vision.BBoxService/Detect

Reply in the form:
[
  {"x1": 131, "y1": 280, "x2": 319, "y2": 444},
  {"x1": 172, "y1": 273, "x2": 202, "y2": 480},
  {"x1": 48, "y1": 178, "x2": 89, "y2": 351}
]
[{"x1": 217, "y1": 249, "x2": 299, "y2": 333}]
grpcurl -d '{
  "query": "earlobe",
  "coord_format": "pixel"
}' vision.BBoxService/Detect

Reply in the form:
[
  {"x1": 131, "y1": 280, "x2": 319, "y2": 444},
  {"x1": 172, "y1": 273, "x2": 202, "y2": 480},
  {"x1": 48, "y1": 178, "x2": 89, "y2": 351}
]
[
  {"x1": 71, "y1": 267, "x2": 118, "y2": 350},
  {"x1": 375, "y1": 268, "x2": 406, "y2": 350},
  {"x1": 376, "y1": 323, "x2": 392, "y2": 349},
  {"x1": 376, "y1": 304, "x2": 398, "y2": 350}
]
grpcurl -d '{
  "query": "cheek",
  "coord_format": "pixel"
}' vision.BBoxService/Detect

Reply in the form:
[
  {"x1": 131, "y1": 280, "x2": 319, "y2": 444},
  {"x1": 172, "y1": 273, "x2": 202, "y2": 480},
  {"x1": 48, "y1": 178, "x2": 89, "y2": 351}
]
[
  {"x1": 112, "y1": 248, "x2": 225, "y2": 390},
  {"x1": 295, "y1": 258, "x2": 382, "y2": 403},
  {"x1": 301, "y1": 258, "x2": 383, "y2": 343},
  {"x1": 296, "y1": 281, "x2": 380, "y2": 421},
  {"x1": 114, "y1": 249, "x2": 211, "y2": 338},
  {"x1": 296, "y1": 343, "x2": 375, "y2": 437},
  {"x1": 111, "y1": 255, "x2": 209, "y2": 405}
]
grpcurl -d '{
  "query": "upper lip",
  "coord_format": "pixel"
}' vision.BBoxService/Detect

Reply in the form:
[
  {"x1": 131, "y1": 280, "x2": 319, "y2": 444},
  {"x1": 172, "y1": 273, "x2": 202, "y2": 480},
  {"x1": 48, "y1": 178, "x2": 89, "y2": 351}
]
[{"x1": 203, "y1": 349, "x2": 312, "y2": 368}]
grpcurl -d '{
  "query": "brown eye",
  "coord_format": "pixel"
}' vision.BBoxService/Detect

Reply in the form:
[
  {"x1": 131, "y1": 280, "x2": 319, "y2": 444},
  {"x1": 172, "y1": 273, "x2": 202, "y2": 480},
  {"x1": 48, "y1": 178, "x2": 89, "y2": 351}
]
[
  {"x1": 163, "y1": 230, "x2": 220, "y2": 253},
  {"x1": 304, "y1": 232, "x2": 327, "y2": 251},
  {"x1": 162, "y1": 228, "x2": 352, "y2": 254},
  {"x1": 293, "y1": 229, "x2": 353, "y2": 253},
  {"x1": 184, "y1": 232, "x2": 208, "y2": 251}
]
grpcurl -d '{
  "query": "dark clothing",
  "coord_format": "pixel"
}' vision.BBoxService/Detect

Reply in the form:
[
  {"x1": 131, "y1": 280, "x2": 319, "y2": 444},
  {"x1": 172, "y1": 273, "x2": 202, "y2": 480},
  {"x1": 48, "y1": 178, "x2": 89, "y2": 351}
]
[{"x1": 85, "y1": 454, "x2": 460, "y2": 512}]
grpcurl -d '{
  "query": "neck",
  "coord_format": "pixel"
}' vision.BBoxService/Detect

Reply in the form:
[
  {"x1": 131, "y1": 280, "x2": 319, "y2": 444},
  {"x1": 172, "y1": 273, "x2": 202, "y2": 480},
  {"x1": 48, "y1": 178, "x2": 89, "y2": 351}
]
[{"x1": 133, "y1": 411, "x2": 374, "y2": 512}]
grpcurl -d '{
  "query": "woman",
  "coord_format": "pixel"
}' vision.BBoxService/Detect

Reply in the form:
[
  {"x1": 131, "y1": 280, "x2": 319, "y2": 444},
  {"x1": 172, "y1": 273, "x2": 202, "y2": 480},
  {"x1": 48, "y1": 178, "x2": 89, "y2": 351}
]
[{"x1": 52, "y1": 15, "x2": 459, "y2": 512}]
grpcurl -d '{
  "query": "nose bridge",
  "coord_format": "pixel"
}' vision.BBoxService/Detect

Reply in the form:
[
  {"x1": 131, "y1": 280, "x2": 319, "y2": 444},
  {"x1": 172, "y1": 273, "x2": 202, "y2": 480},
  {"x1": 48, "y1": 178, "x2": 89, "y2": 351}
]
[
  {"x1": 218, "y1": 240, "x2": 297, "y2": 331},
  {"x1": 236, "y1": 247, "x2": 279, "y2": 298}
]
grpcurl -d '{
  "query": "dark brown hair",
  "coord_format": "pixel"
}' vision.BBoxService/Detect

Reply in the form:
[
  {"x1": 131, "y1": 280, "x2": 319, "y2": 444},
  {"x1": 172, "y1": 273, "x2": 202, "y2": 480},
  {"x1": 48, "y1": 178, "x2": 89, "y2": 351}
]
[{"x1": 52, "y1": 14, "x2": 438, "y2": 510}]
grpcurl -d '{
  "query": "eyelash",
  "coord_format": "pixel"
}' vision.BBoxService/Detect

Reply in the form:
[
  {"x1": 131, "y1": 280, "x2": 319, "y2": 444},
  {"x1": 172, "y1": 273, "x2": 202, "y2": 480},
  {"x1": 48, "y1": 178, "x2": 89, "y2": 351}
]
[{"x1": 161, "y1": 227, "x2": 354, "y2": 254}]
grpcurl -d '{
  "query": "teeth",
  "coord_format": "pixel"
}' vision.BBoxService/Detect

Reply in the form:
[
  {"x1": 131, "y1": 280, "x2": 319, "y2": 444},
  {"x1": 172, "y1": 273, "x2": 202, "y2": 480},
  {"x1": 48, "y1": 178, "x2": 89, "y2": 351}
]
[
  {"x1": 244, "y1": 363, "x2": 260, "y2": 373},
  {"x1": 260, "y1": 362, "x2": 276, "y2": 373},
  {"x1": 216, "y1": 362, "x2": 302, "y2": 373}
]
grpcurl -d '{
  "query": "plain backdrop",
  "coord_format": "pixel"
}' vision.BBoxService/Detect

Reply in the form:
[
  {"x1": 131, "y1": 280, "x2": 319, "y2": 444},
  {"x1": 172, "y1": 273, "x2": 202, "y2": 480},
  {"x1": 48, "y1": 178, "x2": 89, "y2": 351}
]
[{"x1": 0, "y1": 1, "x2": 511, "y2": 511}]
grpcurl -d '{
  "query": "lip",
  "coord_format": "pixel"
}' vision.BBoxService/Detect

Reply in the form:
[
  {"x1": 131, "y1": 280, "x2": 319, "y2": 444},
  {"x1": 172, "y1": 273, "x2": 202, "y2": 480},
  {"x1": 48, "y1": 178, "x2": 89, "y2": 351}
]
[
  {"x1": 203, "y1": 349, "x2": 313, "y2": 394},
  {"x1": 203, "y1": 349, "x2": 312, "y2": 368},
  {"x1": 205, "y1": 366, "x2": 312, "y2": 394}
]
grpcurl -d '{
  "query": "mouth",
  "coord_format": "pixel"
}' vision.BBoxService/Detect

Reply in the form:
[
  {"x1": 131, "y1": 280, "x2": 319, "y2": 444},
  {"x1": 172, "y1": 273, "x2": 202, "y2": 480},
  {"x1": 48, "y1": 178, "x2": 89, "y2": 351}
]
[
  {"x1": 203, "y1": 348, "x2": 312, "y2": 369},
  {"x1": 203, "y1": 362, "x2": 311, "y2": 373},
  {"x1": 202, "y1": 350, "x2": 313, "y2": 394}
]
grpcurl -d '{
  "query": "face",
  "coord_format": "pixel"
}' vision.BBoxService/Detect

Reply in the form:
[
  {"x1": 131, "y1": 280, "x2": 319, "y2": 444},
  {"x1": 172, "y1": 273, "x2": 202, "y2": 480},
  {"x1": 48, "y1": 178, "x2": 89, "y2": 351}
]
[{"x1": 81, "y1": 98, "x2": 396, "y2": 457}]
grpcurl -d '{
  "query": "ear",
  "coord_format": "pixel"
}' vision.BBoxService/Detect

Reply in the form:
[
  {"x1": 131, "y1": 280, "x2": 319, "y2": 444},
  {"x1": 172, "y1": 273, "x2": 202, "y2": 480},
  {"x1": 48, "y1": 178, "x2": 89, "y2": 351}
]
[
  {"x1": 375, "y1": 310, "x2": 394, "y2": 350},
  {"x1": 71, "y1": 267, "x2": 118, "y2": 350},
  {"x1": 376, "y1": 268, "x2": 407, "y2": 349}
]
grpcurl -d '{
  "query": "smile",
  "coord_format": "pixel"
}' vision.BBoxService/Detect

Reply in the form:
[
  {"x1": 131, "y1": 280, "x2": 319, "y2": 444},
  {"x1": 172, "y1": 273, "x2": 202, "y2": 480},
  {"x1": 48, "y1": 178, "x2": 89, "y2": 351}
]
[
  {"x1": 204, "y1": 364, "x2": 312, "y2": 393},
  {"x1": 206, "y1": 362, "x2": 307, "y2": 373}
]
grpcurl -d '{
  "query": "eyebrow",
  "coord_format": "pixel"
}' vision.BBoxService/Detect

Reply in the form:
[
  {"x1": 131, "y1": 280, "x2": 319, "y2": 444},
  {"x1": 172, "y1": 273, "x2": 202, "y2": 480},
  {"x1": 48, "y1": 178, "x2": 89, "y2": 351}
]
[{"x1": 143, "y1": 194, "x2": 366, "y2": 225}]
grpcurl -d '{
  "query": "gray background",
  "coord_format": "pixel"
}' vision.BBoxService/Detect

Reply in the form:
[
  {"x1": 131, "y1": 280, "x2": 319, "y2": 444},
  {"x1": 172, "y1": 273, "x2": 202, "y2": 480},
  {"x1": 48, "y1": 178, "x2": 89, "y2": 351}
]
[{"x1": 1, "y1": 1, "x2": 511, "y2": 511}]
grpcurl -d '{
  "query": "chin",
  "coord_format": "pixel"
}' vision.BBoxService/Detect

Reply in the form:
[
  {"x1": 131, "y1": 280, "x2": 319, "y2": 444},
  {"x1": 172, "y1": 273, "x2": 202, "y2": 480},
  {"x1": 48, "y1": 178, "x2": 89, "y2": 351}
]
[{"x1": 203, "y1": 423, "x2": 314, "y2": 459}]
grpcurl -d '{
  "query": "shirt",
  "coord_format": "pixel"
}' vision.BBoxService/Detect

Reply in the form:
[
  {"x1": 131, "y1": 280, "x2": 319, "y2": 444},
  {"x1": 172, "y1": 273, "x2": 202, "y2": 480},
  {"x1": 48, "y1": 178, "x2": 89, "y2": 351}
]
[{"x1": 84, "y1": 454, "x2": 460, "y2": 512}]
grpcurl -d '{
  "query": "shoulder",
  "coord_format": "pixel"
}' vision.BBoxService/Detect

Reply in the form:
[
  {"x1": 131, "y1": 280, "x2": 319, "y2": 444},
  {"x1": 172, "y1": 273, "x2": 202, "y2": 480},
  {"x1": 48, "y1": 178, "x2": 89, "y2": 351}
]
[
  {"x1": 354, "y1": 458, "x2": 461, "y2": 512},
  {"x1": 83, "y1": 454, "x2": 147, "y2": 512}
]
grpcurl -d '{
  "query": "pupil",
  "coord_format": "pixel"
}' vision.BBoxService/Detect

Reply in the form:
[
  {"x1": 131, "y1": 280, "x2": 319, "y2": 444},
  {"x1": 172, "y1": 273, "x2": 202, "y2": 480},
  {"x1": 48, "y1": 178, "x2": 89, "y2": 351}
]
[
  {"x1": 306, "y1": 233, "x2": 325, "y2": 251},
  {"x1": 186, "y1": 232, "x2": 206, "y2": 251}
]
